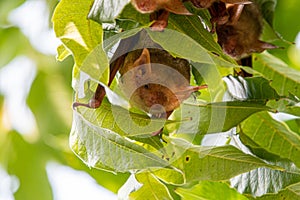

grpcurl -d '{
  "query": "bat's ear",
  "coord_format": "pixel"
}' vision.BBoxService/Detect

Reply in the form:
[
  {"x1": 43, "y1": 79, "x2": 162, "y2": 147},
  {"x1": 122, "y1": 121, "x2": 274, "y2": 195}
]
[
  {"x1": 136, "y1": 48, "x2": 151, "y2": 65},
  {"x1": 134, "y1": 48, "x2": 152, "y2": 77},
  {"x1": 252, "y1": 40, "x2": 278, "y2": 53}
]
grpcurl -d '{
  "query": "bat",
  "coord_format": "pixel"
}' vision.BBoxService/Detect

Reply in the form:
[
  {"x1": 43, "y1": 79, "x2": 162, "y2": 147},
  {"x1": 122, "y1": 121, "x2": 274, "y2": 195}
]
[{"x1": 215, "y1": 3, "x2": 277, "y2": 60}]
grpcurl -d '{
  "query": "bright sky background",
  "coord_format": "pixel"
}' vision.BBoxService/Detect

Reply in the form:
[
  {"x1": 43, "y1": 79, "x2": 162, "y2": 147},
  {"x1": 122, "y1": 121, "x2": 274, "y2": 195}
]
[{"x1": 0, "y1": 0, "x2": 117, "y2": 199}]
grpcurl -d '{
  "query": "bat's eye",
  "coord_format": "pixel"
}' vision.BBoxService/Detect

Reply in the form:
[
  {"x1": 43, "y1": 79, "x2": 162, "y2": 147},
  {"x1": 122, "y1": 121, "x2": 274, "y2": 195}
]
[{"x1": 144, "y1": 84, "x2": 149, "y2": 89}]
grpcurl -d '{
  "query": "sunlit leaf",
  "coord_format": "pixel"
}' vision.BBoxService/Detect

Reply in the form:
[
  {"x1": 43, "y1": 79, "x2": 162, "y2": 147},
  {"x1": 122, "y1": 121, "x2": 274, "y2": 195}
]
[
  {"x1": 56, "y1": 44, "x2": 71, "y2": 61},
  {"x1": 168, "y1": 14, "x2": 230, "y2": 61},
  {"x1": 176, "y1": 181, "x2": 248, "y2": 200},
  {"x1": 254, "y1": 182, "x2": 300, "y2": 200},
  {"x1": 76, "y1": 99, "x2": 166, "y2": 136},
  {"x1": 52, "y1": 0, "x2": 109, "y2": 83},
  {"x1": 70, "y1": 111, "x2": 169, "y2": 172},
  {"x1": 151, "y1": 167, "x2": 185, "y2": 185},
  {"x1": 240, "y1": 111, "x2": 300, "y2": 167},
  {"x1": 176, "y1": 101, "x2": 271, "y2": 135},
  {"x1": 129, "y1": 172, "x2": 173, "y2": 200},
  {"x1": 231, "y1": 160, "x2": 300, "y2": 197},
  {"x1": 286, "y1": 119, "x2": 300, "y2": 135},
  {"x1": 267, "y1": 99, "x2": 300, "y2": 117},
  {"x1": 88, "y1": 0, "x2": 131, "y2": 23},
  {"x1": 169, "y1": 139, "x2": 277, "y2": 182},
  {"x1": 253, "y1": 52, "x2": 300, "y2": 98}
]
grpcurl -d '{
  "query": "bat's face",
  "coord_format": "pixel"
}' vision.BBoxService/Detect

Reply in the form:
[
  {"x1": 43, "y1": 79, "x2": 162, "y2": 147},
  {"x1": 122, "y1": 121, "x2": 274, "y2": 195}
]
[
  {"x1": 119, "y1": 48, "x2": 195, "y2": 116},
  {"x1": 131, "y1": 84, "x2": 180, "y2": 114}
]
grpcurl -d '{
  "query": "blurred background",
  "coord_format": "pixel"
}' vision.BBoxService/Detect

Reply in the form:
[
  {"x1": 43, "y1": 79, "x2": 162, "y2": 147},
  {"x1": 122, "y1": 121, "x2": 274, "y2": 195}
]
[{"x1": 0, "y1": 0, "x2": 299, "y2": 200}]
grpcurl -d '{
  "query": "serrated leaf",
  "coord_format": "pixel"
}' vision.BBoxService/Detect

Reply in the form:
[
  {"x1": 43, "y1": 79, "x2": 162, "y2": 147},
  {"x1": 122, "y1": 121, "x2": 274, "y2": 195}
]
[
  {"x1": 231, "y1": 160, "x2": 300, "y2": 197},
  {"x1": 129, "y1": 172, "x2": 173, "y2": 200},
  {"x1": 253, "y1": 52, "x2": 300, "y2": 98},
  {"x1": 88, "y1": 0, "x2": 131, "y2": 23},
  {"x1": 176, "y1": 181, "x2": 248, "y2": 200},
  {"x1": 240, "y1": 111, "x2": 300, "y2": 167},
  {"x1": 70, "y1": 111, "x2": 169, "y2": 172},
  {"x1": 169, "y1": 139, "x2": 276, "y2": 182},
  {"x1": 254, "y1": 182, "x2": 300, "y2": 200}
]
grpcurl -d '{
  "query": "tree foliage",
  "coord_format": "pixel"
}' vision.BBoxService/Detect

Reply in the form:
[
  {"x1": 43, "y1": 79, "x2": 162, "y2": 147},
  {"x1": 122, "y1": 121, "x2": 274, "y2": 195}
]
[
  {"x1": 50, "y1": 0, "x2": 300, "y2": 199},
  {"x1": 1, "y1": 0, "x2": 300, "y2": 199}
]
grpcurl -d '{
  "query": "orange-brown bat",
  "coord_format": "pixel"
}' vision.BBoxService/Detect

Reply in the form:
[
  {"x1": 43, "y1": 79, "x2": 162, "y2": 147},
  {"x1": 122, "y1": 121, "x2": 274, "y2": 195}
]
[
  {"x1": 73, "y1": 33, "x2": 206, "y2": 123},
  {"x1": 118, "y1": 48, "x2": 206, "y2": 119}
]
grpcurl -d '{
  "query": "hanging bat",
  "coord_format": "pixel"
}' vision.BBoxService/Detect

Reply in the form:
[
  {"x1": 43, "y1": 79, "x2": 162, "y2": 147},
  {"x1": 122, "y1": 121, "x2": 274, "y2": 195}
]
[
  {"x1": 215, "y1": 3, "x2": 277, "y2": 60},
  {"x1": 73, "y1": 32, "x2": 206, "y2": 123},
  {"x1": 118, "y1": 47, "x2": 206, "y2": 119}
]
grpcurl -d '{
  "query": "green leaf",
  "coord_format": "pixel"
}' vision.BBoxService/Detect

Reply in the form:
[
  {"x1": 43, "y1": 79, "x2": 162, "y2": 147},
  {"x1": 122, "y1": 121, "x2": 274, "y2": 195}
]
[
  {"x1": 130, "y1": 172, "x2": 173, "y2": 200},
  {"x1": 169, "y1": 139, "x2": 276, "y2": 182},
  {"x1": 76, "y1": 99, "x2": 166, "y2": 136},
  {"x1": 146, "y1": 28, "x2": 236, "y2": 69},
  {"x1": 151, "y1": 167, "x2": 185, "y2": 185},
  {"x1": 52, "y1": 0, "x2": 109, "y2": 82},
  {"x1": 70, "y1": 110, "x2": 169, "y2": 172},
  {"x1": 88, "y1": 0, "x2": 131, "y2": 23},
  {"x1": 253, "y1": 52, "x2": 300, "y2": 98},
  {"x1": 267, "y1": 99, "x2": 300, "y2": 117},
  {"x1": 56, "y1": 44, "x2": 71, "y2": 61},
  {"x1": 168, "y1": 14, "x2": 229, "y2": 61},
  {"x1": 231, "y1": 160, "x2": 300, "y2": 197},
  {"x1": 286, "y1": 119, "x2": 300, "y2": 134},
  {"x1": 176, "y1": 101, "x2": 270, "y2": 135},
  {"x1": 176, "y1": 181, "x2": 248, "y2": 200},
  {"x1": 240, "y1": 112, "x2": 300, "y2": 168},
  {"x1": 254, "y1": 182, "x2": 300, "y2": 200},
  {"x1": 244, "y1": 77, "x2": 280, "y2": 101}
]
